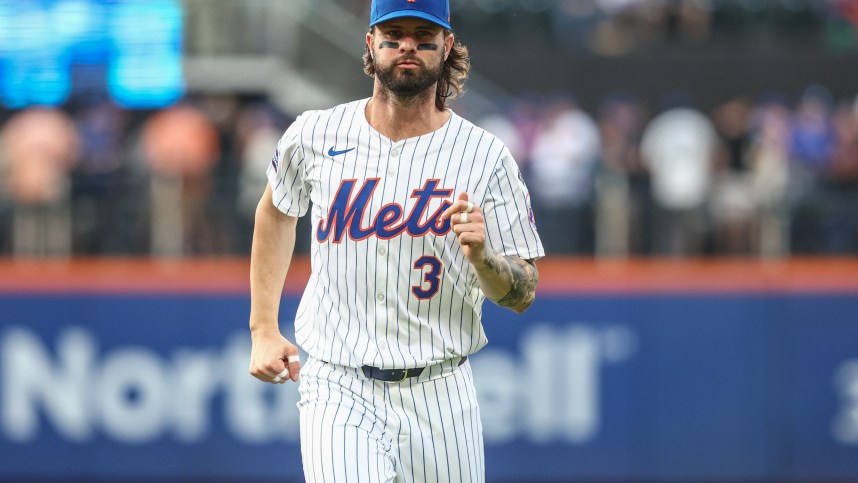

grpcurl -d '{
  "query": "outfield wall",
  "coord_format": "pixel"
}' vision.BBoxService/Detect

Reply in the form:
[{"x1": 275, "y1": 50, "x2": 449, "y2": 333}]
[{"x1": 1, "y1": 258, "x2": 857, "y2": 482}]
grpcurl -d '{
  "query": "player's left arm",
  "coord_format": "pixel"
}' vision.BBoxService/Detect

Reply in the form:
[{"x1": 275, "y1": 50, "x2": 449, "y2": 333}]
[
  {"x1": 441, "y1": 192, "x2": 539, "y2": 314},
  {"x1": 474, "y1": 250, "x2": 538, "y2": 314}
]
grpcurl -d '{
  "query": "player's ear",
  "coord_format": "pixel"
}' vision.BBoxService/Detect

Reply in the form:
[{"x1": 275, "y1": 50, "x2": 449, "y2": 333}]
[
  {"x1": 443, "y1": 32, "x2": 454, "y2": 60},
  {"x1": 366, "y1": 30, "x2": 374, "y2": 55}
]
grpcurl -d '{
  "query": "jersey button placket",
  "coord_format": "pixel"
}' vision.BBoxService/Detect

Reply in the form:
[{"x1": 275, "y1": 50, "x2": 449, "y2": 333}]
[{"x1": 389, "y1": 144, "x2": 401, "y2": 178}]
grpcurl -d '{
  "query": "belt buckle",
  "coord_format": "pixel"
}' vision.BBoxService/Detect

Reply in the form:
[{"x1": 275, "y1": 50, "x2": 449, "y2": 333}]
[{"x1": 396, "y1": 368, "x2": 409, "y2": 382}]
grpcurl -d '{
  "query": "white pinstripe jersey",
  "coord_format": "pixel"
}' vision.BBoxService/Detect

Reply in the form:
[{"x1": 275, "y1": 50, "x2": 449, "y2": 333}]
[{"x1": 267, "y1": 98, "x2": 544, "y2": 370}]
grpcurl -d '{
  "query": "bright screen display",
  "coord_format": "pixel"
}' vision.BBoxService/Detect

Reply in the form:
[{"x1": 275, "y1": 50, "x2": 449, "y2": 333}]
[{"x1": 0, "y1": 0, "x2": 183, "y2": 108}]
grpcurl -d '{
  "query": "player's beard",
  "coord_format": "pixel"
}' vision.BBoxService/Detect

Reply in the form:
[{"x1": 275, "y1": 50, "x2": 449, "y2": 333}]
[{"x1": 374, "y1": 52, "x2": 444, "y2": 102}]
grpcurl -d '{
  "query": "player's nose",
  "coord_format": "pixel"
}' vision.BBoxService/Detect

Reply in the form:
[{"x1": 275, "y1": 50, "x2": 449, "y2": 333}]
[{"x1": 397, "y1": 36, "x2": 418, "y2": 52}]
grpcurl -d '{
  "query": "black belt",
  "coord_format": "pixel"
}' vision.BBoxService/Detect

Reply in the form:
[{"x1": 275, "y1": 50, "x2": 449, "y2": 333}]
[{"x1": 361, "y1": 356, "x2": 467, "y2": 382}]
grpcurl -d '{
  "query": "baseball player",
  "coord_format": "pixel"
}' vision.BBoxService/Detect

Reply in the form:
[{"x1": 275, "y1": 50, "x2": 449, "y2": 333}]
[{"x1": 248, "y1": 0, "x2": 543, "y2": 481}]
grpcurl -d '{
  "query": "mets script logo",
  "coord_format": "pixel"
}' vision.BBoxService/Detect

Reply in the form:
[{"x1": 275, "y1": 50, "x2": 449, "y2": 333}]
[{"x1": 317, "y1": 179, "x2": 453, "y2": 243}]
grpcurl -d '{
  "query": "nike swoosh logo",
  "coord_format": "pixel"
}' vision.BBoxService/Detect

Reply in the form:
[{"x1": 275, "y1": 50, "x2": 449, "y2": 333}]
[{"x1": 328, "y1": 146, "x2": 355, "y2": 157}]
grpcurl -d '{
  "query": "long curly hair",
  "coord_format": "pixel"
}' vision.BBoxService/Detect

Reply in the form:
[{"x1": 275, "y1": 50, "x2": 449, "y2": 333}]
[{"x1": 363, "y1": 29, "x2": 470, "y2": 111}]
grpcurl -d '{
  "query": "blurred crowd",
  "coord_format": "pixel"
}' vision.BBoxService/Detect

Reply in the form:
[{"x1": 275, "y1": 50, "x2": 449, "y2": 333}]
[
  {"x1": 0, "y1": 84, "x2": 856, "y2": 258},
  {"x1": 332, "y1": 0, "x2": 858, "y2": 55},
  {"x1": 481, "y1": 86, "x2": 858, "y2": 257},
  {"x1": 0, "y1": 96, "x2": 286, "y2": 257}
]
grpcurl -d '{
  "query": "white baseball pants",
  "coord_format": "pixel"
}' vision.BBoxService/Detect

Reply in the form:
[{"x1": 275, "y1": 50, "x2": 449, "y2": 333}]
[{"x1": 298, "y1": 356, "x2": 485, "y2": 482}]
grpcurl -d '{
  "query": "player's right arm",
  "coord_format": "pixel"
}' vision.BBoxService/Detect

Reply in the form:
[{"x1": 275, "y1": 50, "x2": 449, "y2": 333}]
[{"x1": 248, "y1": 184, "x2": 302, "y2": 384}]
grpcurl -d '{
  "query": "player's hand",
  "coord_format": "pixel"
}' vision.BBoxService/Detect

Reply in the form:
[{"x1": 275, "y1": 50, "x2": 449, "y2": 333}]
[
  {"x1": 441, "y1": 192, "x2": 486, "y2": 265},
  {"x1": 248, "y1": 329, "x2": 302, "y2": 384}
]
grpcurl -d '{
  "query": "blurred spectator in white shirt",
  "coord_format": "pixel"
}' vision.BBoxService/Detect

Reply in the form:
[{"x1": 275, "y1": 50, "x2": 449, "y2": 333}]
[
  {"x1": 640, "y1": 97, "x2": 717, "y2": 255},
  {"x1": 530, "y1": 95, "x2": 601, "y2": 253}
]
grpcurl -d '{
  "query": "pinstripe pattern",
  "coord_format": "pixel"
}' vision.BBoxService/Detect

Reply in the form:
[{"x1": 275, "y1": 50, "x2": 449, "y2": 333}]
[
  {"x1": 267, "y1": 98, "x2": 543, "y2": 369},
  {"x1": 299, "y1": 356, "x2": 484, "y2": 483},
  {"x1": 267, "y1": 98, "x2": 541, "y2": 482}
]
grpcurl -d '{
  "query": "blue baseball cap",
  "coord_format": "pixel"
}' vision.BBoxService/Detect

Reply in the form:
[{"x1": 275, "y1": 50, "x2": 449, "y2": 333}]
[{"x1": 370, "y1": 0, "x2": 452, "y2": 30}]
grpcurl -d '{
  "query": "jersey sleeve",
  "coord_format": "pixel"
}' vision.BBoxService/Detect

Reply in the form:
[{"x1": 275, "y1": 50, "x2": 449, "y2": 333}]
[
  {"x1": 266, "y1": 115, "x2": 311, "y2": 217},
  {"x1": 482, "y1": 148, "x2": 545, "y2": 260}
]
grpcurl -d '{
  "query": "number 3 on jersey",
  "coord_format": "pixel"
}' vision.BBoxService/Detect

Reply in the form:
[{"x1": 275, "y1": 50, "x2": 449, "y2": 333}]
[{"x1": 412, "y1": 256, "x2": 442, "y2": 299}]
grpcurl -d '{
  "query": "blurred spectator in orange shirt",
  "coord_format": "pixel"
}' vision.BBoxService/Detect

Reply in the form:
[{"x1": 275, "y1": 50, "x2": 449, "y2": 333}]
[{"x1": 141, "y1": 103, "x2": 220, "y2": 256}]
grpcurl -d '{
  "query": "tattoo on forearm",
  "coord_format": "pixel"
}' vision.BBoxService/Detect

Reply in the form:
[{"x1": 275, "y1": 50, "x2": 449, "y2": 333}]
[
  {"x1": 482, "y1": 251, "x2": 504, "y2": 275},
  {"x1": 496, "y1": 257, "x2": 538, "y2": 309},
  {"x1": 479, "y1": 250, "x2": 537, "y2": 309}
]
